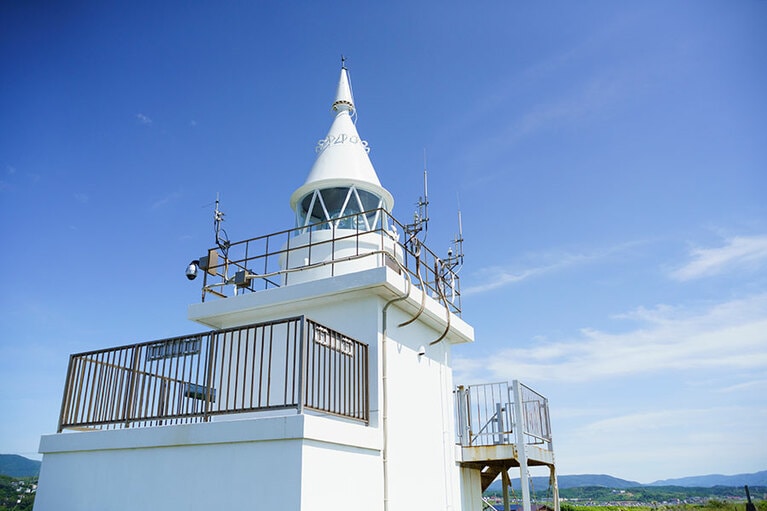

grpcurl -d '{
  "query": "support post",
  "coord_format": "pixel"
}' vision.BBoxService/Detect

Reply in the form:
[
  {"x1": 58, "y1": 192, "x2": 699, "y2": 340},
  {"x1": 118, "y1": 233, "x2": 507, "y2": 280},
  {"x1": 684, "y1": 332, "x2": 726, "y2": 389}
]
[
  {"x1": 512, "y1": 380, "x2": 531, "y2": 511},
  {"x1": 550, "y1": 465, "x2": 560, "y2": 511},
  {"x1": 502, "y1": 468, "x2": 511, "y2": 511}
]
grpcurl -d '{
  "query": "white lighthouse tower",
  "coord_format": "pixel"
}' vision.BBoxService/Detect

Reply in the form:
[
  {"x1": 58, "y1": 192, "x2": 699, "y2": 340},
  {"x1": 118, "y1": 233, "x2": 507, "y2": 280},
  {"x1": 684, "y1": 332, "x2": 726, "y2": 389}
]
[{"x1": 34, "y1": 64, "x2": 558, "y2": 511}]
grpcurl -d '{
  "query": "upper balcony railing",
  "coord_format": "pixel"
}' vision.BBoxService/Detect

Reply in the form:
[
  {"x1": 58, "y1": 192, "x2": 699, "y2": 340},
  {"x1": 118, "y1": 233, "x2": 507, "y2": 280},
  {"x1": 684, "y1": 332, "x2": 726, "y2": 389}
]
[
  {"x1": 195, "y1": 208, "x2": 462, "y2": 315},
  {"x1": 454, "y1": 381, "x2": 552, "y2": 451},
  {"x1": 58, "y1": 317, "x2": 369, "y2": 432}
]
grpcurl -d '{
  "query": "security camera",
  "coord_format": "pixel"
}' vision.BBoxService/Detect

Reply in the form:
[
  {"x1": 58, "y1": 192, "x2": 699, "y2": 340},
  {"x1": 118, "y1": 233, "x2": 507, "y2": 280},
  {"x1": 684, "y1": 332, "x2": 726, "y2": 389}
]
[{"x1": 186, "y1": 260, "x2": 200, "y2": 280}]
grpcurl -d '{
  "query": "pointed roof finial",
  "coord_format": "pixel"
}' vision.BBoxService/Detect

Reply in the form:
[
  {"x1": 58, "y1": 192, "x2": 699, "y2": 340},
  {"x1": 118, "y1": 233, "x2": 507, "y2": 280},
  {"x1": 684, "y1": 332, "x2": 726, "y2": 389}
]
[{"x1": 332, "y1": 59, "x2": 354, "y2": 114}]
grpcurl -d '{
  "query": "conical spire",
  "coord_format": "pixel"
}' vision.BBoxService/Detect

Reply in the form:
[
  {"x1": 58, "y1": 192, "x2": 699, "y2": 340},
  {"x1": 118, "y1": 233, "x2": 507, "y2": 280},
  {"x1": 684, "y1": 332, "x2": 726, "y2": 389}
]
[
  {"x1": 289, "y1": 65, "x2": 394, "y2": 217},
  {"x1": 331, "y1": 66, "x2": 355, "y2": 115}
]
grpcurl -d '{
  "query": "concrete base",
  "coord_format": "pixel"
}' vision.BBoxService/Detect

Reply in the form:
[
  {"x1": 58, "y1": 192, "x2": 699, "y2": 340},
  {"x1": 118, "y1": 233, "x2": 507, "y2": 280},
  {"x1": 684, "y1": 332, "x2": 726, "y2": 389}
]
[{"x1": 34, "y1": 415, "x2": 381, "y2": 511}]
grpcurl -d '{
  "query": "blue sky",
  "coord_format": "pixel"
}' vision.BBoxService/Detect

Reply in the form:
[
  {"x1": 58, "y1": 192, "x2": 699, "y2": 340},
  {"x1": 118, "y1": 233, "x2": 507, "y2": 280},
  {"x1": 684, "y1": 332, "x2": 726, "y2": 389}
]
[{"x1": 1, "y1": 1, "x2": 765, "y2": 484}]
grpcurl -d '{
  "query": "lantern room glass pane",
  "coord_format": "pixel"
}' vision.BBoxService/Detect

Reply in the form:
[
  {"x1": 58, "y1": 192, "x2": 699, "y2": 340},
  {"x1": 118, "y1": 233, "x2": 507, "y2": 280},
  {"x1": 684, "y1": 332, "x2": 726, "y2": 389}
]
[
  {"x1": 357, "y1": 189, "x2": 384, "y2": 229},
  {"x1": 297, "y1": 186, "x2": 386, "y2": 232},
  {"x1": 319, "y1": 188, "x2": 349, "y2": 220},
  {"x1": 300, "y1": 191, "x2": 329, "y2": 229}
]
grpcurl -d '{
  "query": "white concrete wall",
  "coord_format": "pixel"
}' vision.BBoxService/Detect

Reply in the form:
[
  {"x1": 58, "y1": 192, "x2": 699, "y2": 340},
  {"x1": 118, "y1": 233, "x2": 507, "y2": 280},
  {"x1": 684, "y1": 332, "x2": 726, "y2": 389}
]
[
  {"x1": 381, "y1": 302, "x2": 464, "y2": 511},
  {"x1": 301, "y1": 440, "x2": 383, "y2": 511},
  {"x1": 35, "y1": 414, "x2": 382, "y2": 511},
  {"x1": 34, "y1": 419, "x2": 304, "y2": 511}
]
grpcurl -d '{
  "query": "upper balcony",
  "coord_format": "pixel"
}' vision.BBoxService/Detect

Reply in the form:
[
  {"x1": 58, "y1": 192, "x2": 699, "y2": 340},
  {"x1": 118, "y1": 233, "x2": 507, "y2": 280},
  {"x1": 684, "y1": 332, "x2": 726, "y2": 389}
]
[{"x1": 189, "y1": 207, "x2": 463, "y2": 316}]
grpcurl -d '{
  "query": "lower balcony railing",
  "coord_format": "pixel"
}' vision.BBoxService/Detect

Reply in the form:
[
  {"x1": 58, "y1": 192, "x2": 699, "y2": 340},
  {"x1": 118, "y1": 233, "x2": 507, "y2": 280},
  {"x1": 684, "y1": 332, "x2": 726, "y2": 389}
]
[
  {"x1": 454, "y1": 380, "x2": 552, "y2": 450},
  {"x1": 58, "y1": 316, "x2": 369, "y2": 431}
]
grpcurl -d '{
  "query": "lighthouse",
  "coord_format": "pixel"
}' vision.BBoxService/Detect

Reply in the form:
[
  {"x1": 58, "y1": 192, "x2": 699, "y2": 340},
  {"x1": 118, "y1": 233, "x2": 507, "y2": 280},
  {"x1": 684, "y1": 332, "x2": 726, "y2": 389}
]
[{"x1": 34, "y1": 64, "x2": 558, "y2": 511}]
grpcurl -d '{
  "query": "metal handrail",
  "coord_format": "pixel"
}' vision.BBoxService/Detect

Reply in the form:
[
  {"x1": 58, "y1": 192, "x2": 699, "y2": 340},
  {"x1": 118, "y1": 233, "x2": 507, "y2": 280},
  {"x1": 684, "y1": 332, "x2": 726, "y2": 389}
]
[
  {"x1": 58, "y1": 317, "x2": 369, "y2": 431},
  {"x1": 455, "y1": 381, "x2": 552, "y2": 450},
  {"x1": 197, "y1": 208, "x2": 462, "y2": 315},
  {"x1": 482, "y1": 497, "x2": 501, "y2": 511}
]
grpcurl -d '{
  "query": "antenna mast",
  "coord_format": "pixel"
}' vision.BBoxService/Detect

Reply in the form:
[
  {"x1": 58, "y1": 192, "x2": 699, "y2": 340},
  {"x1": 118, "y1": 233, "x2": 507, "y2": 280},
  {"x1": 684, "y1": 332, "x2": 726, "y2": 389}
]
[
  {"x1": 444, "y1": 195, "x2": 464, "y2": 274},
  {"x1": 213, "y1": 193, "x2": 230, "y2": 256},
  {"x1": 405, "y1": 150, "x2": 430, "y2": 245}
]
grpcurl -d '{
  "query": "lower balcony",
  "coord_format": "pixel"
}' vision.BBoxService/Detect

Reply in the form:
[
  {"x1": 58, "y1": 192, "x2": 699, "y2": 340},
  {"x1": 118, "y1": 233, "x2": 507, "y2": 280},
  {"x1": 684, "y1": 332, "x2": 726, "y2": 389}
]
[{"x1": 57, "y1": 316, "x2": 369, "y2": 432}]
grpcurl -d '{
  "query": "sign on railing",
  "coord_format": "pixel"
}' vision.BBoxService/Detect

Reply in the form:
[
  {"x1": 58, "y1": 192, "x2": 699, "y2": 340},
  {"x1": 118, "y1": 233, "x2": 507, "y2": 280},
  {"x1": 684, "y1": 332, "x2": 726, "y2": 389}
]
[
  {"x1": 146, "y1": 336, "x2": 202, "y2": 361},
  {"x1": 313, "y1": 325, "x2": 355, "y2": 357}
]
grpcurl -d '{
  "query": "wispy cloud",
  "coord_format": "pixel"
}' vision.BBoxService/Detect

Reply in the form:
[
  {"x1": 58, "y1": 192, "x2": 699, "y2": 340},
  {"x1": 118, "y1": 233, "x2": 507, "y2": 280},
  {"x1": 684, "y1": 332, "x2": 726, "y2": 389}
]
[
  {"x1": 150, "y1": 191, "x2": 181, "y2": 210},
  {"x1": 454, "y1": 293, "x2": 767, "y2": 384},
  {"x1": 136, "y1": 113, "x2": 153, "y2": 125},
  {"x1": 464, "y1": 242, "x2": 641, "y2": 296},
  {"x1": 555, "y1": 404, "x2": 767, "y2": 482},
  {"x1": 510, "y1": 75, "x2": 625, "y2": 140},
  {"x1": 671, "y1": 235, "x2": 767, "y2": 281},
  {"x1": 463, "y1": 257, "x2": 581, "y2": 295},
  {"x1": 717, "y1": 378, "x2": 767, "y2": 394},
  {"x1": 459, "y1": 72, "x2": 630, "y2": 166},
  {"x1": 581, "y1": 408, "x2": 708, "y2": 436}
]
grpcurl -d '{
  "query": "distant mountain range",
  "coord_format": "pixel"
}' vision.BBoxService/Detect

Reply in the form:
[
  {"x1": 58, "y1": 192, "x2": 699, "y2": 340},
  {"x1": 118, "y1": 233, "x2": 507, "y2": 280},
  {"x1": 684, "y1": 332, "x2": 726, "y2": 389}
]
[
  {"x1": 0, "y1": 454, "x2": 41, "y2": 478},
  {"x1": 487, "y1": 471, "x2": 767, "y2": 493},
  {"x1": 2, "y1": 452, "x2": 765, "y2": 490},
  {"x1": 648, "y1": 472, "x2": 767, "y2": 488}
]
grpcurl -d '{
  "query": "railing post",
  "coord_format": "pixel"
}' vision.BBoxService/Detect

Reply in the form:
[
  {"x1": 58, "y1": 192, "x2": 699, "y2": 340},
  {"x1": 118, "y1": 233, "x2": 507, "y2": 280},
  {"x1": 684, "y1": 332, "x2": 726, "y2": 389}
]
[
  {"x1": 297, "y1": 317, "x2": 306, "y2": 415},
  {"x1": 263, "y1": 235, "x2": 270, "y2": 289},
  {"x1": 123, "y1": 346, "x2": 142, "y2": 428},
  {"x1": 455, "y1": 385, "x2": 469, "y2": 447},
  {"x1": 544, "y1": 396, "x2": 553, "y2": 449},
  {"x1": 512, "y1": 379, "x2": 532, "y2": 511},
  {"x1": 363, "y1": 340, "x2": 369, "y2": 423},
  {"x1": 495, "y1": 402, "x2": 505, "y2": 445},
  {"x1": 466, "y1": 385, "x2": 475, "y2": 446},
  {"x1": 203, "y1": 332, "x2": 216, "y2": 422},
  {"x1": 284, "y1": 232, "x2": 291, "y2": 285},
  {"x1": 331, "y1": 223, "x2": 336, "y2": 277},
  {"x1": 56, "y1": 355, "x2": 76, "y2": 432}
]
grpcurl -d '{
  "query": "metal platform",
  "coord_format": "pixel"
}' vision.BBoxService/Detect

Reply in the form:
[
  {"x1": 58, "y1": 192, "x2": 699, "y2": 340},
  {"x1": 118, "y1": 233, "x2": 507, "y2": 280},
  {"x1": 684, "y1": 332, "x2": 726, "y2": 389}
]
[{"x1": 455, "y1": 380, "x2": 560, "y2": 511}]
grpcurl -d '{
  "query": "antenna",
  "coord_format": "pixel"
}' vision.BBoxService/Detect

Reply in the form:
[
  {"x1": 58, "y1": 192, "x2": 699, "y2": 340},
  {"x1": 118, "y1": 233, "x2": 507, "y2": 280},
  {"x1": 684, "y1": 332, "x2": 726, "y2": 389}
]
[
  {"x1": 444, "y1": 196, "x2": 464, "y2": 274},
  {"x1": 213, "y1": 193, "x2": 230, "y2": 256},
  {"x1": 405, "y1": 151, "x2": 430, "y2": 245},
  {"x1": 184, "y1": 193, "x2": 230, "y2": 286}
]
